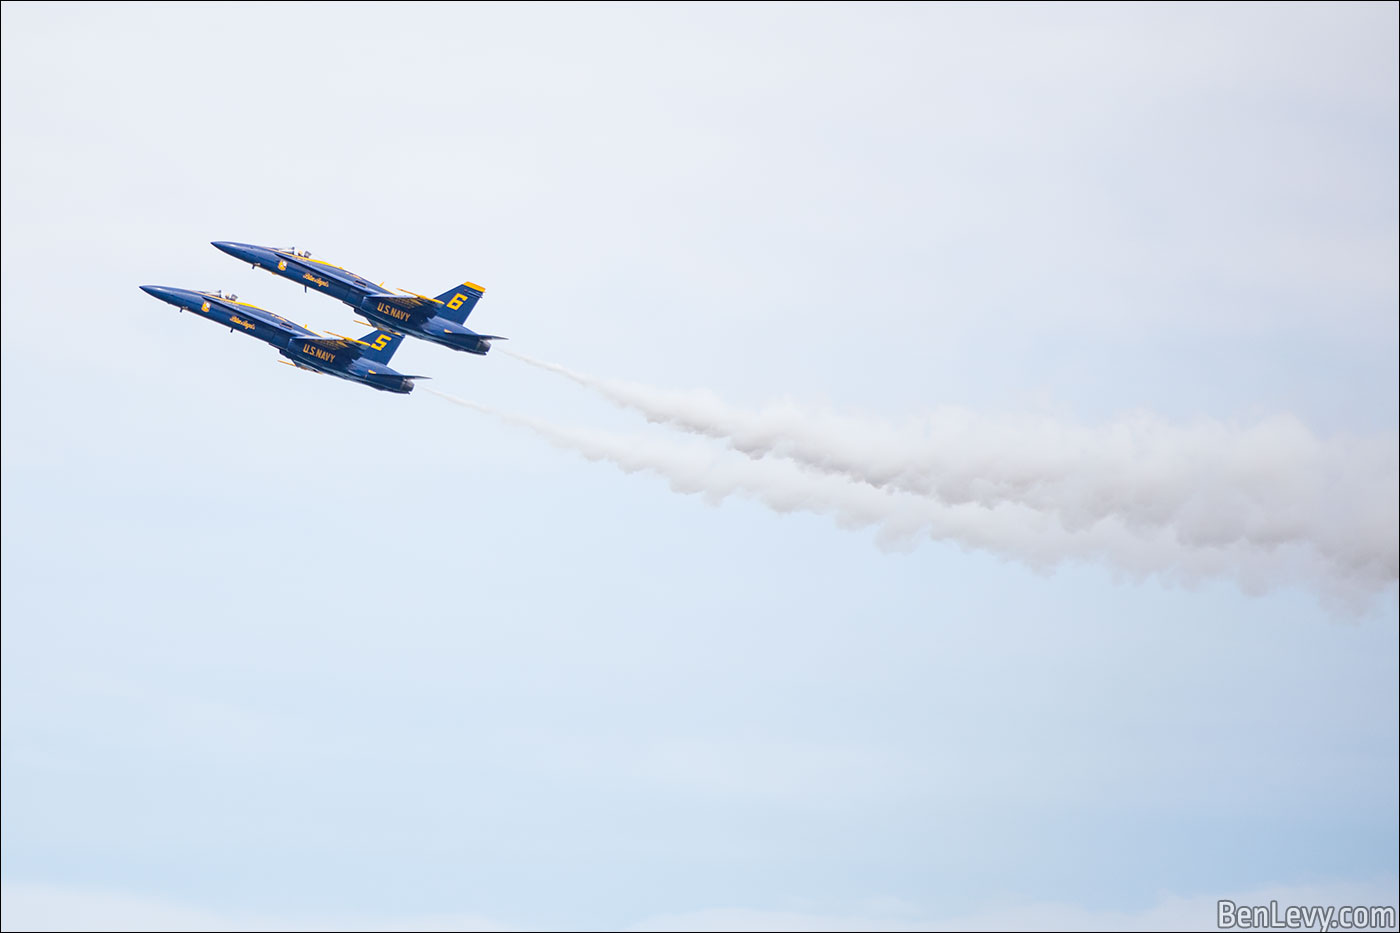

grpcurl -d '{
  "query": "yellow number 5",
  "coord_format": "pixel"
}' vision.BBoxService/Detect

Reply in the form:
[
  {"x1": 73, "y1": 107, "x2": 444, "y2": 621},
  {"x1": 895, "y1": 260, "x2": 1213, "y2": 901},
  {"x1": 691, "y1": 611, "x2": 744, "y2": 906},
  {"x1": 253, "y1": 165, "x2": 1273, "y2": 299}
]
[{"x1": 372, "y1": 334, "x2": 391, "y2": 350}]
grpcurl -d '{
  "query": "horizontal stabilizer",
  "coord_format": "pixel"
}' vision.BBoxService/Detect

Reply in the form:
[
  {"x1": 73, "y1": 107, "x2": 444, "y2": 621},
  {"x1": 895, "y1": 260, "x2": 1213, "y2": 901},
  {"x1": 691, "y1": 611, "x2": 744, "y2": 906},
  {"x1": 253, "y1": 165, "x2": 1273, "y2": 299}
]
[{"x1": 430, "y1": 319, "x2": 508, "y2": 341}]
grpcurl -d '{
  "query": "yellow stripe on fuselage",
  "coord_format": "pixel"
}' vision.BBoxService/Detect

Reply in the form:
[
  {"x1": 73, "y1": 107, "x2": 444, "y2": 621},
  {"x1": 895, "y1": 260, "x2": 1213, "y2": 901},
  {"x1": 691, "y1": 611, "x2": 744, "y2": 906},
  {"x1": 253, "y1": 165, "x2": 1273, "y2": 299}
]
[
  {"x1": 232, "y1": 299, "x2": 294, "y2": 325},
  {"x1": 202, "y1": 295, "x2": 268, "y2": 313},
  {"x1": 275, "y1": 253, "x2": 484, "y2": 296},
  {"x1": 274, "y1": 251, "x2": 348, "y2": 272},
  {"x1": 204, "y1": 295, "x2": 305, "y2": 330}
]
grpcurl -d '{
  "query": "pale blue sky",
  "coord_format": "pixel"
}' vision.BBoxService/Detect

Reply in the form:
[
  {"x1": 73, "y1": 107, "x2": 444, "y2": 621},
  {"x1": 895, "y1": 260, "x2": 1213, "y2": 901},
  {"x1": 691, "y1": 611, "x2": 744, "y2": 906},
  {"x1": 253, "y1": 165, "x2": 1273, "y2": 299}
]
[{"x1": 2, "y1": 3, "x2": 1396, "y2": 930}]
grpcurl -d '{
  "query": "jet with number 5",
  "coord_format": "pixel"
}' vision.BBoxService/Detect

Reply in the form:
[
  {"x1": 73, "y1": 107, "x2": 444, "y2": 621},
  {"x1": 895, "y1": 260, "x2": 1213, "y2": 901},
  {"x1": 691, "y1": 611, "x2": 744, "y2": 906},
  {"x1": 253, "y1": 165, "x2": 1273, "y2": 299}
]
[
  {"x1": 211, "y1": 241, "x2": 504, "y2": 356},
  {"x1": 140, "y1": 286, "x2": 428, "y2": 394}
]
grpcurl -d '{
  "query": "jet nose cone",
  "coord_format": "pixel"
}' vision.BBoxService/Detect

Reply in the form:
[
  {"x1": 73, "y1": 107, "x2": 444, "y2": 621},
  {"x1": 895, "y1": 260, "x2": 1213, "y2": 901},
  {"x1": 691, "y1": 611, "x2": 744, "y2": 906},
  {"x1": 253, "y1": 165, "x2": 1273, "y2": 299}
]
[
  {"x1": 140, "y1": 285, "x2": 189, "y2": 307},
  {"x1": 212, "y1": 240, "x2": 262, "y2": 264}
]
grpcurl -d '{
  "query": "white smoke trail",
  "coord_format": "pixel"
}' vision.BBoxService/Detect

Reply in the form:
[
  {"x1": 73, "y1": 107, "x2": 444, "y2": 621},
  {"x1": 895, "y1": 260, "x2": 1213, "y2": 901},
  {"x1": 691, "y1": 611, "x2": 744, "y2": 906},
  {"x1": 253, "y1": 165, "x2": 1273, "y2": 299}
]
[
  {"x1": 500, "y1": 351, "x2": 1399, "y2": 594},
  {"x1": 427, "y1": 388, "x2": 1390, "y2": 609}
]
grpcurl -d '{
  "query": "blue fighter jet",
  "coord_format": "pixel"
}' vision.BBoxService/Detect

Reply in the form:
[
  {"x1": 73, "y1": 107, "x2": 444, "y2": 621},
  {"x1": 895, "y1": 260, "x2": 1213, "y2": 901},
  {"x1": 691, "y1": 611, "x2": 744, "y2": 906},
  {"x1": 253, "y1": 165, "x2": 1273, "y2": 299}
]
[
  {"x1": 211, "y1": 242, "x2": 504, "y2": 356},
  {"x1": 140, "y1": 286, "x2": 426, "y2": 394}
]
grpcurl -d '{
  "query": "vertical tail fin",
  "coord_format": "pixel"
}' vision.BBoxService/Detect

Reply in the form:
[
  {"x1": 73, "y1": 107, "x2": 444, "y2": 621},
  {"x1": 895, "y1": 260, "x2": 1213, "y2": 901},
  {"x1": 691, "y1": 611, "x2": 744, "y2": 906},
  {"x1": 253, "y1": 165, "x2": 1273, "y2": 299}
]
[
  {"x1": 358, "y1": 329, "x2": 406, "y2": 364},
  {"x1": 433, "y1": 281, "x2": 485, "y2": 324}
]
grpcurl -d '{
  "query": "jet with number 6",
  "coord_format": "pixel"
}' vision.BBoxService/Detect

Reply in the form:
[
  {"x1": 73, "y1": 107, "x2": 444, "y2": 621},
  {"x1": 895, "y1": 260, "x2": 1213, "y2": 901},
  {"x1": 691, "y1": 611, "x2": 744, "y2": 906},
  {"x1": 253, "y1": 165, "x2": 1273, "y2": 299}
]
[
  {"x1": 140, "y1": 286, "x2": 428, "y2": 394},
  {"x1": 211, "y1": 241, "x2": 505, "y2": 356}
]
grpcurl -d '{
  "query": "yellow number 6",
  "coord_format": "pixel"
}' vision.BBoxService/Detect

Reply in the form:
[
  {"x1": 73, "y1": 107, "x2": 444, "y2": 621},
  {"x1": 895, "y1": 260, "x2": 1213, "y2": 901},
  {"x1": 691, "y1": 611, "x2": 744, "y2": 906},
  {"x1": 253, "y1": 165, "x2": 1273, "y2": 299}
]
[{"x1": 446, "y1": 293, "x2": 468, "y2": 311}]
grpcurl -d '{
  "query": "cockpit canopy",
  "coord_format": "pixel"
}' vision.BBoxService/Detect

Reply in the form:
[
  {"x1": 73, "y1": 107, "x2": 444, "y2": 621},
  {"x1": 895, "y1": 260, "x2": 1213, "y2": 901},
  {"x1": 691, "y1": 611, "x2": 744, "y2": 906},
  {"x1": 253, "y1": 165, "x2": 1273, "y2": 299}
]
[{"x1": 280, "y1": 246, "x2": 313, "y2": 258}]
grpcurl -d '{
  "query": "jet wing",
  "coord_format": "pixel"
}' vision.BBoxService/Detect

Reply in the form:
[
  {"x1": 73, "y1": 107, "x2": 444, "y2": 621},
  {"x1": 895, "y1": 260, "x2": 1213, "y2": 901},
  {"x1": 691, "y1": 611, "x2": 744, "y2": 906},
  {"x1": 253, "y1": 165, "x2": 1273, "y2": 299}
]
[
  {"x1": 295, "y1": 335, "x2": 371, "y2": 356},
  {"x1": 366, "y1": 292, "x2": 442, "y2": 312}
]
